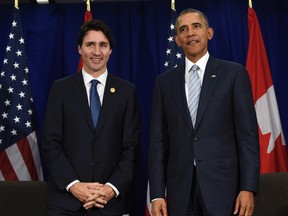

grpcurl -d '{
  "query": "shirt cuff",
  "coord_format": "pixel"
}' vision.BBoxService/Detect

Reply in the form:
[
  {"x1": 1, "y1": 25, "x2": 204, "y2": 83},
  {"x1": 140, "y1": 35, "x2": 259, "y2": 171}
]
[
  {"x1": 66, "y1": 180, "x2": 80, "y2": 192},
  {"x1": 106, "y1": 182, "x2": 119, "y2": 197},
  {"x1": 151, "y1": 197, "x2": 165, "y2": 203}
]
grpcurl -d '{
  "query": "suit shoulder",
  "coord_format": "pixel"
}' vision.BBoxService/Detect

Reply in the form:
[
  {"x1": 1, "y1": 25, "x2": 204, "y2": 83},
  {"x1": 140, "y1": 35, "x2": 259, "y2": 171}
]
[
  {"x1": 48, "y1": 73, "x2": 81, "y2": 96},
  {"x1": 212, "y1": 57, "x2": 246, "y2": 71},
  {"x1": 156, "y1": 65, "x2": 184, "y2": 81},
  {"x1": 108, "y1": 73, "x2": 136, "y2": 90},
  {"x1": 52, "y1": 73, "x2": 79, "y2": 86}
]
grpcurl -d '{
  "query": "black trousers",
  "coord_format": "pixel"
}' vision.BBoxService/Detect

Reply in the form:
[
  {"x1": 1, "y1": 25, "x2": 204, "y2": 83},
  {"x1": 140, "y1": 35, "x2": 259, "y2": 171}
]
[{"x1": 47, "y1": 205, "x2": 121, "y2": 216}]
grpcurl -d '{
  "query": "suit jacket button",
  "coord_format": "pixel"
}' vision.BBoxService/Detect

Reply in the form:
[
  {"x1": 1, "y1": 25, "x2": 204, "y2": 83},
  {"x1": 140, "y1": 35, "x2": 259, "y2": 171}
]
[{"x1": 193, "y1": 137, "x2": 198, "y2": 141}]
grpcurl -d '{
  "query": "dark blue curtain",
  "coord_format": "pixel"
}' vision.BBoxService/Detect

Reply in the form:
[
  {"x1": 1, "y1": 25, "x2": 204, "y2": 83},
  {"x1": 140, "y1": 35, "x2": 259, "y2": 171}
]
[{"x1": 1, "y1": 0, "x2": 287, "y2": 215}]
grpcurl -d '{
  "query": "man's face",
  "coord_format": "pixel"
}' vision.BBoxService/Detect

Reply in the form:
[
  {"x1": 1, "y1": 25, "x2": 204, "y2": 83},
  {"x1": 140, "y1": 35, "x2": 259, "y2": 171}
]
[
  {"x1": 175, "y1": 12, "x2": 214, "y2": 62},
  {"x1": 78, "y1": 30, "x2": 112, "y2": 77}
]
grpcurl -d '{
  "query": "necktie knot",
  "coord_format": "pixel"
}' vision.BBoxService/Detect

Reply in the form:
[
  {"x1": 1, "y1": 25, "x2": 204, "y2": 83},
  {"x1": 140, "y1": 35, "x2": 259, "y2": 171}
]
[
  {"x1": 91, "y1": 79, "x2": 99, "y2": 87},
  {"x1": 190, "y1": 64, "x2": 199, "y2": 74}
]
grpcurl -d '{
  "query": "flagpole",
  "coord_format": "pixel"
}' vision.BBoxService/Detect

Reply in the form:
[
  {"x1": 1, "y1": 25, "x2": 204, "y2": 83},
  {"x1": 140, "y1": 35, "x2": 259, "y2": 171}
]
[
  {"x1": 171, "y1": 0, "x2": 175, "y2": 11},
  {"x1": 15, "y1": 0, "x2": 19, "y2": 9},
  {"x1": 249, "y1": 0, "x2": 252, "y2": 8},
  {"x1": 86, "y1": 0, "x2": 90, "y2": 12}
]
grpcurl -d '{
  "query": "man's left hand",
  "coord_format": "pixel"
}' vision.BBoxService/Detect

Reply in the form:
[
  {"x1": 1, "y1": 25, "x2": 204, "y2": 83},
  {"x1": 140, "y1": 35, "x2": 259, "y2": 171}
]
[
  {"x1": 233, "y1": 190, "x2": 254, "y2": 216},
  {"x1": 83, "y1": 184, "x2": 116, "y2": 209}
]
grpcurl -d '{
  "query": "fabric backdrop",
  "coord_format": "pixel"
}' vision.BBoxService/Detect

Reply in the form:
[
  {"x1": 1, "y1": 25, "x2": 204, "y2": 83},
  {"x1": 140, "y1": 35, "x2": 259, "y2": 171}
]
[{"x1": 0, "y1": 0, "x2": 287, "y2": 215}]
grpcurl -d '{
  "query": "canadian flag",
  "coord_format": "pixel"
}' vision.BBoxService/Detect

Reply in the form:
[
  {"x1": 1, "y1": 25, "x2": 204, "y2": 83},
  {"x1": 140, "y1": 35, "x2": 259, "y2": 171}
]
[{"x1": 246, "y1": 6, "x2": 288, "y2": 173}]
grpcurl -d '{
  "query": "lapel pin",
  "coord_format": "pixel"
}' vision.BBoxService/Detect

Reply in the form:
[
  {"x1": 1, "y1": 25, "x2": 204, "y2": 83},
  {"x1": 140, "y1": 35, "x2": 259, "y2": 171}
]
[
  {"x1": 110, "y1": 87, "x2": 116, "y2": 93},
  {"x1": 211, "y1": 74, "x2": 216, "y2": 78}
]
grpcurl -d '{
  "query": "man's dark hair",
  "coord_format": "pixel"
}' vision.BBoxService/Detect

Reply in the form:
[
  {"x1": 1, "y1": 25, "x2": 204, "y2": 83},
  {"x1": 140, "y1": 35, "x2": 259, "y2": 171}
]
[
  {"x1": 175, "y1": 8, "x2": 210, "y2": 35},
  {"x1": 77, "y1": 19, "x2": 115, "y2": 49}
]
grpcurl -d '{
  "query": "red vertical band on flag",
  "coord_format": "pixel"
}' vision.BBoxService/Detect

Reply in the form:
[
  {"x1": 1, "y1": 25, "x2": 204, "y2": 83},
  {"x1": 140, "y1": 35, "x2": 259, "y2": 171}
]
[
  {"x1": 246, "y1": 7, "x2": 288, "y2": 173},
  {"x1": 77, "y1": 10, "x2": 93, "y2": 72}
]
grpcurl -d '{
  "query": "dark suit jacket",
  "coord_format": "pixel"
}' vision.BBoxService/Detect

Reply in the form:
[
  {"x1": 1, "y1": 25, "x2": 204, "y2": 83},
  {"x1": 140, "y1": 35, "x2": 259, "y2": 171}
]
[
  {"x1": 42, "y1": 72, "x2": 141, "y2": 215},
  {"x1": 148, "y1": 56, "x2": 260, "y2": 216}
]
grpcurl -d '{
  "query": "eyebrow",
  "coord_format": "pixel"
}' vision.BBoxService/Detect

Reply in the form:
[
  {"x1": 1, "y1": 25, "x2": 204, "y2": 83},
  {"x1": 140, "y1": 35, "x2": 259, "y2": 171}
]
[
  {"x1": 178, "y1": 22, "x2": 202, "y2": 30},
  {"x1": 192, "y1": 22, "x2": 202, "y2": 26},
  {"x1": 84, "y1": 41, "x2": 109, "y2": 45}
]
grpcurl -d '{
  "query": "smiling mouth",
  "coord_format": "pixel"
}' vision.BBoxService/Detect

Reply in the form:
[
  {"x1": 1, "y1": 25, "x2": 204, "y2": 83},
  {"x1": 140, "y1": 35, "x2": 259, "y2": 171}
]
[
  {"x1": 91, "y1": 57, "x2": 102, "y2": 63},
  {"x1": 187, "y1": 40, "x2": 198, "y2": 45}
]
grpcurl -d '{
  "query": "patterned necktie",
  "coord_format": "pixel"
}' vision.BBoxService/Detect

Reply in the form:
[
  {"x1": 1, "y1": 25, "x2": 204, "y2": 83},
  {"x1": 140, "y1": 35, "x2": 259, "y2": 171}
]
[
  {"x1": 90, "y1": 80, "x2": 101, "y2": 128},
  {"x1": 188, "y1": 65, "x2": 201, "y2": 128}
]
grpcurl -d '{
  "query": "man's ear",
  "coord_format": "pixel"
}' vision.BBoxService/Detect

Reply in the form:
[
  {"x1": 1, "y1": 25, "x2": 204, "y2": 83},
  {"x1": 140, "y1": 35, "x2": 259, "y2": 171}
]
[
  {"x1": 78, "y1": 45, "x2": 82, "y2": 55},
  {"x1": 207, "y1": 27, "x2": 214, "y2": 40}
]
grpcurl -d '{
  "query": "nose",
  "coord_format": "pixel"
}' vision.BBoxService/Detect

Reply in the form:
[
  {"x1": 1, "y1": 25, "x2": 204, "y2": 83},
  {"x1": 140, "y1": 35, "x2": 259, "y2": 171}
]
[
  {"x1": 92, "y1": 45, "x2": 101, "y2": 55},
  {"x1": 186, "y1": 26, "x2": 195, "y2": 36}
]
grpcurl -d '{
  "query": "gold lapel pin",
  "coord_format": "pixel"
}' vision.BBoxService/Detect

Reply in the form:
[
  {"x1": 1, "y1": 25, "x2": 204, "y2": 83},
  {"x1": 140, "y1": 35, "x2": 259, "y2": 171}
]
[{"x1": 110, "y1": 87, "x2": 116, "y2": 93}]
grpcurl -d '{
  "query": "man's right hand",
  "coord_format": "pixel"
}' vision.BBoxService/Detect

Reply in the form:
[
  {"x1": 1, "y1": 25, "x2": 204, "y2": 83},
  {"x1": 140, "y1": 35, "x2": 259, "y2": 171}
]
[{"x1": 151, "y1": 198, "x2": 168, "y2": 216}]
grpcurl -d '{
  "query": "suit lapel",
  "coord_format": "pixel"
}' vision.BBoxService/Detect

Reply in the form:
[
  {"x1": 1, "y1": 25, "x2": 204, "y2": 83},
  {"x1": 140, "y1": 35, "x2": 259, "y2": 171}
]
[
  {"x1": 172, "y1": 66, "x2": 194, "y2": 132},
  {"x1": 72, "y1": 72, "x2": 95, "y2": 131},
  {"x1": 195, "y1": 57, "x2": 221, "y2": 130}
]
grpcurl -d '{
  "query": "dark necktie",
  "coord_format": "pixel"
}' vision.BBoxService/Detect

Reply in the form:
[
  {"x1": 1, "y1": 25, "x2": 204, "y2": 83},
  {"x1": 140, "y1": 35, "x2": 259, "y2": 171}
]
[
  {"x1": 188, "y1": 65, "x2": 201, "y2": 128},
  {"x1": 90, "y1": 80, "x2": 101, "y2": 128}
]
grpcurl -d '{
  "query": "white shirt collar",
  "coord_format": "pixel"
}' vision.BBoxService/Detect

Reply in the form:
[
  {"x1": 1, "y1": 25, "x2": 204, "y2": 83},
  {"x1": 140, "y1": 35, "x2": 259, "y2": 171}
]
[
  {"x1": 185, "y1": 51, "x2": 209, "y2": 74},
  {"x1": 185, "y1": 52, "x2": 210, "y2": 84},
  {"x1": 82, "y1": 69, "x2": 108, "y2": 87}
]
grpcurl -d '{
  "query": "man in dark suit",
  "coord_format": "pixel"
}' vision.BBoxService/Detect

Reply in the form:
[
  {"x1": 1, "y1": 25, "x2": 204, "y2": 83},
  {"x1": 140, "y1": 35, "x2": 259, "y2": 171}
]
[
  {"x1": 42, "y1": 19, "x2": 141, "y2": 216},
  {"x1": 148, "y1": 8, "x2": 260, "y2": 216}
]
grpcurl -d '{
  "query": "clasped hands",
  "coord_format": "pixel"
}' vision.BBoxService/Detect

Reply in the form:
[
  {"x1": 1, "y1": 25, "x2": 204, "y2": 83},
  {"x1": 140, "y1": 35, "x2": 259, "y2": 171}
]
[{"x1": 69, "y1": 182, "x2": 116, "y2": 209}]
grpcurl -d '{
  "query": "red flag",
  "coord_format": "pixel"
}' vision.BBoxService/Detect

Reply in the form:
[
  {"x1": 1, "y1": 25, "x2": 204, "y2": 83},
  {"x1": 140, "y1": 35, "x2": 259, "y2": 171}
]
[
  {"x1": 0, "y1": 8, "x2": 43, "y2": 181},
  {"x1": 77, "y1": 9, "x2": 93, "y2": 72},
  {"x1": 246, "y1": 7, "x2": 288, "y2": 173}
]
